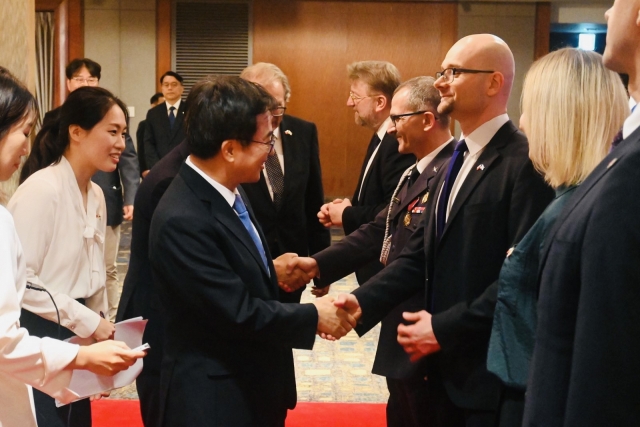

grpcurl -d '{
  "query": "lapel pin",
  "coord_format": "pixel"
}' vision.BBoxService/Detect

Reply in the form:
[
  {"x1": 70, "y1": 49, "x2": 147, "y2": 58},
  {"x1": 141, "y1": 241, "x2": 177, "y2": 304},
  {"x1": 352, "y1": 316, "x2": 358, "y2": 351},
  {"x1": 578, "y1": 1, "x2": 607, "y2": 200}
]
[
  {"x1": 476, "y1": 164, "x2": 485, "y2": 171},
  {"x1": 506, "y1": 246, "x2": 515, "y2": 257},
  {"x1": 433, "y1": 166, "x2": 438, "y2": 172},
  {"x1": 421, "y1": 193, "x2": 429, "y2": 204},
  {"x1": 284, "y1": 130, "x2": 293, "y2": 136},
  {"x1": 607, "y1": 158, "x2": 618, "y2": 169}
]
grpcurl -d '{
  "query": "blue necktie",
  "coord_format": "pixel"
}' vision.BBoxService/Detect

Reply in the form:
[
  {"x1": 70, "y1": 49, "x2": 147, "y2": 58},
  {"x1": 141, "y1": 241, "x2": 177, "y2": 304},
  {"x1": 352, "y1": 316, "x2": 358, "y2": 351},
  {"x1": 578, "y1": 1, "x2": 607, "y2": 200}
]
[
  {"x1": 436, "y1": 140, "x2": 468, "y2": 239},
  {"x1": 233, "y1": 194, "x2": 269, "y2": 272},
  {"x1": 168, "y1": 106, "x2": 176, "y2": 129}
]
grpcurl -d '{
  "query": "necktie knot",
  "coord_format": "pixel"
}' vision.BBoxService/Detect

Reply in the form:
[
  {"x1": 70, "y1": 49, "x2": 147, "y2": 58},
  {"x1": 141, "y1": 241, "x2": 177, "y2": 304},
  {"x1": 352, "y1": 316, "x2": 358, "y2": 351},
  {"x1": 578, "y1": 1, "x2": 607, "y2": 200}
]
[
  {"x1": 455, "y1": 139, "x2": 468, "y2": 153},
  {"x1": 233, "y1": 194, "x2": 247, "y2": 214},
  {"x1": 169, "y1": 106, "x2": 176, "y2": 112}
]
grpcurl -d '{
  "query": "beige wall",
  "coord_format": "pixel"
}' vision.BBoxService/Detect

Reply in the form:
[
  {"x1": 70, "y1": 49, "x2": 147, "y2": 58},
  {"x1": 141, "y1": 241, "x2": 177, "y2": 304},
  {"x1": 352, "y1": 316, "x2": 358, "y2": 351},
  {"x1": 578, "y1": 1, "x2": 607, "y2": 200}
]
[
  {"x1": 84, "y1": 0, "x2": 156, "y2": 150},
  {"x1": 0, "y1": 0, "x2": 36, "y2": 201},
  {"x1": 552, "y1": 3, "x2": 609, "y2": 23}
]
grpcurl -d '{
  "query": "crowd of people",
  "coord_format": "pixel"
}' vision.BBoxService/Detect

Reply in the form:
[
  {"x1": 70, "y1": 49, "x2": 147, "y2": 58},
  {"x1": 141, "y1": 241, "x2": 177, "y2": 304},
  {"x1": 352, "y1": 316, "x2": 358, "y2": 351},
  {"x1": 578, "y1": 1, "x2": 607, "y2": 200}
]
[{"x1": 1, "y1": 2, "x2": 640, "y2": 426}]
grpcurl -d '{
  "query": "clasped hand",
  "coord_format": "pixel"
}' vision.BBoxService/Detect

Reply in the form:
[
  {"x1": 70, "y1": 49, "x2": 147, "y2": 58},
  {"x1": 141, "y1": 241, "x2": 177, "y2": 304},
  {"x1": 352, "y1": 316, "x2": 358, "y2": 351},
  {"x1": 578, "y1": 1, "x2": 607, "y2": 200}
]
[
  {"x1": 397, "y1": 310, "x2": 441, "y2": 362},
  {"x1": 318, "y1": 198, "x2": 352, "y2": 228},
  {"x1": 312, "y1": 294, "x2": 362, "y2": 340},
  {"x1": 273, "y1": 253, "x2": 325, "y2": 294}
]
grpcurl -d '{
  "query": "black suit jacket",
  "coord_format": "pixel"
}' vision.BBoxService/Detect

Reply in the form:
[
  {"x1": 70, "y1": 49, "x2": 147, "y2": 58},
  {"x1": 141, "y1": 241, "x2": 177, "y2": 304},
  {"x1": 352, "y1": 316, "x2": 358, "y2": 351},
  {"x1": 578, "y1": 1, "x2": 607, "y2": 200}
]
[
  {"x1": 523, "y1": 125, "x2": 640, "y2": 426},
  {"x1": 344, "y1": 131, "x2": 415, "y2": 283},
  {"x1": 41, "y1": 108, "x2": 140, "y2": 226},
  {"x1": 242, "y1": 115, "x2": 330, "y2": 300},
  {"x1": 352, "y1": 121, "x2": 554, "y2": 410},
  {"x1": 149, "y1": 163, "x2": 318, "y2": 426},
  {"x1": 314, "y1": 140, "x2": 454, "y2": 379},
  {"x1": 143, "y1": 101, "x2": 187, "y2": 170}
]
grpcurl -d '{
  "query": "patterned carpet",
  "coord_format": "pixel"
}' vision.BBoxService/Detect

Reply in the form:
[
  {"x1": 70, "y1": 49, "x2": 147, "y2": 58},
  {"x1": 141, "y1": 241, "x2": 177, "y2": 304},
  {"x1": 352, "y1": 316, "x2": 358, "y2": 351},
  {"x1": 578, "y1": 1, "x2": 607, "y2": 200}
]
[{"x1": 111, "y1": 222, "x2": 389, "y2": 403}]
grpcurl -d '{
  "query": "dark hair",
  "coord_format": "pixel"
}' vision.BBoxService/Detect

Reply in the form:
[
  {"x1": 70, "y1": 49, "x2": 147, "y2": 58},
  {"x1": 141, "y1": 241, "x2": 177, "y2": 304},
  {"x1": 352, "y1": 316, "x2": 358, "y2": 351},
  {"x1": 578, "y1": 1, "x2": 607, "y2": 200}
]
[
  {"x1": 20, "y1": 87, "x2": 128, "y2": 183},
  {"x1": 65, "y1": 58, "x2": 101, "y2": 80},
  {"x1": 185, "y1": 75, "x2": 274, "y2": 159},
  {"x1": 160, "y1": 71, "x2": 183, "y2": 85},
  {"x1": 150, "y1": 92, "x2": 164, "y2": 104},
  {"x1": 0, "y1": 67, "x2": 37, "y2": 143}
]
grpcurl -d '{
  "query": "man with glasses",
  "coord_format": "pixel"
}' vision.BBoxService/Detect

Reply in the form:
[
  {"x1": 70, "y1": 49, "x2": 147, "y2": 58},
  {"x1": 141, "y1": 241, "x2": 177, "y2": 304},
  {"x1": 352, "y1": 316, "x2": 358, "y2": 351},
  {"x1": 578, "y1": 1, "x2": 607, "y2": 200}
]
[
  {"x1": 240, "y1": 63, "x2": 330, "y2": 303},
  {"x1": 287, "y1": 76, "x2": 455, "y2": 427},
  {"x1": 143, "y1": 71, "x2": 187, "y2": 169},
  {"x1": 335, "y1": 34, "x2": 553, "y2": 426},
  {"x1": 149, "y1": 75, "x2": 357, "y2": 427},
  {"x1": 319, "y1": 60, "x2": 415, "y2": 285}
]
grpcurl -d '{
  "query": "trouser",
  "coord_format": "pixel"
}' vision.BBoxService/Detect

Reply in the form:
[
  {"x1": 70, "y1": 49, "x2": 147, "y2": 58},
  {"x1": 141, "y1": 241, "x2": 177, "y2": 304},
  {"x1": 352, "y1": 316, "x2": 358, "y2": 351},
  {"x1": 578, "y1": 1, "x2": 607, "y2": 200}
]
[
  {"x1": 422, "y1": 377, "x2": 497, "y2": 427},
  {"x1": 104, "y1": 224, "x2": 122, "y2": 321},
  {"x1": 385, "y1": 376, "x2": 430, "y2": 427}
]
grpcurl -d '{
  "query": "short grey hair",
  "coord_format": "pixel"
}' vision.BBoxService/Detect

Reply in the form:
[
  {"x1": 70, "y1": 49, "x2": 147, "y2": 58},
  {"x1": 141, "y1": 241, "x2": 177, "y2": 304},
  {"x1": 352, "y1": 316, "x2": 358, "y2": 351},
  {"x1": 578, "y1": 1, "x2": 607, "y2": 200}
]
[
  {"x1": 240, "y1": 62, "x2": 291, "y2": 102},
  {"x1": 395, "y1": 76, "x2": 450, "y2": 127}
]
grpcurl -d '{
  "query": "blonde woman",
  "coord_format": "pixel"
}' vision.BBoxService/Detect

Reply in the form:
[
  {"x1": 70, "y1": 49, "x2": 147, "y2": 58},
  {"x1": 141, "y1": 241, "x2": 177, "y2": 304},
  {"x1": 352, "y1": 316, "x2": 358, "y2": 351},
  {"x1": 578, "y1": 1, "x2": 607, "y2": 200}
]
[{"x1": 486, "y1": 48, "x2": 628, "y2": 426}]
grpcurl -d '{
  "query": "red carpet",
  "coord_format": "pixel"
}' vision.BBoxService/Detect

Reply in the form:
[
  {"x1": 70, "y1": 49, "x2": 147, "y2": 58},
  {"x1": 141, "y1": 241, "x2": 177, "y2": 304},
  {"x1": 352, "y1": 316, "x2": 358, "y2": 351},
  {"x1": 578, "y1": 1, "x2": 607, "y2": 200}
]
[{"x1": 92, "y1": 400, "x2": 386, "y2": 426}]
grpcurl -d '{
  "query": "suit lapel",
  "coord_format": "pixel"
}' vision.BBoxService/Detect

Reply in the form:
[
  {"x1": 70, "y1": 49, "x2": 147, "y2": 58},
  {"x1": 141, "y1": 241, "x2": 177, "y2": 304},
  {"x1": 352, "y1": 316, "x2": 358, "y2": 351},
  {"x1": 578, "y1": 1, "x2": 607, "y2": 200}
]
[
  {"x1": 159, "y1": 104, "x2": 172, "y2": 137},
  {"x1": 440, "y1": 124, "x2": 515, "y2": 240},
  {"x1": 279, "y1": 118, "x2": 296, "y2": 210},
  {"x1": 179, "y1": 165, "x2": 272, "y2": 279},
  {"x1": 170, "y1": 102, "x2": 186, "y2": 139}
]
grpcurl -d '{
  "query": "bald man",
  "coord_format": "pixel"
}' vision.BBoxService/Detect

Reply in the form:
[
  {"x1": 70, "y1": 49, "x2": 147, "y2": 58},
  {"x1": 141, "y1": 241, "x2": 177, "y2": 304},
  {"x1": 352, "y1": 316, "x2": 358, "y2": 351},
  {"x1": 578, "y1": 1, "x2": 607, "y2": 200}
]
[{"x1": 336, "y1": 34, "x2": 553, "y2": 426}]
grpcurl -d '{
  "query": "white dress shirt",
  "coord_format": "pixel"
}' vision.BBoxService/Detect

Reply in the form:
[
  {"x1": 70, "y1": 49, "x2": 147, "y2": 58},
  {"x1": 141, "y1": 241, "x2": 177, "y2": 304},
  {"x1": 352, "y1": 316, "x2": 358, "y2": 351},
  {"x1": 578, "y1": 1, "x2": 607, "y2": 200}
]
[
  {"x1": 623, "y1": 96, "x2": 640, "y2": 139},
  {"x1": 358, "y1": 116, "x2": 392, "y2": 200},
  {"x1": 0, "y1": 205, "x2": 81, "y2": 427},
  {"x1": 443, "y1": 114, "x2": 510, "y2": 220},
  {"x1": 8, "y1": 156, "x2": 107, "y2": 339},
  {"x1": 166, "y1": 99, "x2": 181, "y2": 116},
  {"x1": 415, "y1": 138, "x2": 455, "y2": 174}
]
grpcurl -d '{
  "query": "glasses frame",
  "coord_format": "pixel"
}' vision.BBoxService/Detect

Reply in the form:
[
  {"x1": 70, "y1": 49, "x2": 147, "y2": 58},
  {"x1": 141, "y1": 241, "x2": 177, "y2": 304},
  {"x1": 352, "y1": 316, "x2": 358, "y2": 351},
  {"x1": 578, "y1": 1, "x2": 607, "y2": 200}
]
[
  {"x1": 271, "y1": 106, "x2": 287, "y2": 117},
  {"x1": 349, "y1": 91, "x2": 372, "y2": 104},
  {"x1": 71, "y1": 76, "x2": 99, "y2": 85},
  {"x1": 390, "y1": 110, "x2": 429, "y2": 127},
  {"x1": 435, "y1": 68, "x2": 495, "y2": 84},
  {"x1": 249, "y1": 133, "x2": 277, "y2": 154}
]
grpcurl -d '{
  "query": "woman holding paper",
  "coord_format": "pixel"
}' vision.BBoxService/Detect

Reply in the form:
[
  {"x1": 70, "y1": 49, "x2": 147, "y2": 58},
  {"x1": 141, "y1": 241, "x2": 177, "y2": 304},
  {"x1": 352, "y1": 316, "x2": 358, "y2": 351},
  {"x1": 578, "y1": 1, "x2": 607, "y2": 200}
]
[{"x1": 0, "y1": 68, "x2": 144, "y2": 427}]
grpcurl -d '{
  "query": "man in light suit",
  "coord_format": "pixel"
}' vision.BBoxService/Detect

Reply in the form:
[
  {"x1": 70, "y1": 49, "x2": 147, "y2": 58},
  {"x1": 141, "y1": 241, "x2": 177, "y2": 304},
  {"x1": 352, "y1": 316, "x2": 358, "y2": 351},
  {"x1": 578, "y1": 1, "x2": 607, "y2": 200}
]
[
  {"x1": 143, "y1": 71, "x2": 187, "y2": 170},
  {"x1": 335, "y1": 34, "x2": 554, "y2": 426},
  {"x1": 319, "y1": 61, "x2": 415, "y2": 285},
  {"x1": 523, "y1": 2, "x2": 640, "y2": 425},
  {"x1": 287, "y1": 76, "x2": 455, "y2": 427},
  {"x1": 149, "y1": 76, "x2": 357, "y2": 427},
  {"x1": 240, "y1": 63, "x2": 331, "y2": 303}
]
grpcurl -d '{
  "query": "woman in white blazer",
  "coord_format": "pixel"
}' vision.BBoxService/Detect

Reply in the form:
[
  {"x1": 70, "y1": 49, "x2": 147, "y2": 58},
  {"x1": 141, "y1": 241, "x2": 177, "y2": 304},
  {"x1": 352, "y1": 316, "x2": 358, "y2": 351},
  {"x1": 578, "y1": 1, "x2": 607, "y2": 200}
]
[{"x1": 0, "y1": 68, "x2": 144, "y2": 427}]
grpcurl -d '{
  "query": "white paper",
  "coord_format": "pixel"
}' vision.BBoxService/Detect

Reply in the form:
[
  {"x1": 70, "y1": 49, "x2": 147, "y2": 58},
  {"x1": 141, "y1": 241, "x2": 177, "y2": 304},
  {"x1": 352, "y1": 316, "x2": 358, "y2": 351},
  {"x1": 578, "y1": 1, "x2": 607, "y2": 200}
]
[{"x1": 55, "y1": 317, "x2": 148, "y2": 406}]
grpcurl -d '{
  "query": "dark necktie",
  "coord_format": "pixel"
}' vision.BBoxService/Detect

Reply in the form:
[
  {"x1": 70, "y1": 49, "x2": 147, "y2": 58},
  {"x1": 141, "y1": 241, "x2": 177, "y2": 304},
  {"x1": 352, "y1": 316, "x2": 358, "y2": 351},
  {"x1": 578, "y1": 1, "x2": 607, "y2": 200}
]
[
  {"x1": 168, "y1": 106, "x2": 176, "y2": 129},
  {"x1": 264, "y1": 152, "x2": 285, "y2": 209},
  {"x1": 233, "y1": 195, "x2": 269, "y2": 272},
  {"x1": 407, "y1": 166, "x2": 420, "y2": 188},
  {"x1": 436, "y1": 140, "x2": 468, "y2": 239}
]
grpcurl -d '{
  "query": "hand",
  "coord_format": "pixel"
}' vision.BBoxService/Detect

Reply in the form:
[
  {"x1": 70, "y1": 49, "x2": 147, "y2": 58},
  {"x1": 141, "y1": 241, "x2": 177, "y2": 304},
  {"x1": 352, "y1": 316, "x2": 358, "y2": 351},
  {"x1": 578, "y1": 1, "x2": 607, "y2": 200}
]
[
  {"x1": 312, "y1": 296, "x2": 358, "y2": 339},
  {"x1": 90, "y1": 391, "x2": 111, "y2": 401},
  {"x1": 123, "y1": 205, "x2": 134, "y2": 221},
  {"x1": 311, "y1": 285, "x2": 330, "y2": 298},
  {"x1": 327, "y1": 198, "x2": 351, "y2": 227},
  {"x1": 397, "y1": 310, "x2": 441, "y2": 362},
  {"x1": 71, "y1": 340, "x2": 146, "y2": 376},
  {"x1": 318, "y1": 201, "x2": 336, "y2": 228},
  {"x1": 285, "y1": 256, "x2": 319, "y2": 291},
  {"x1": 141, "y1": 170, "x2": 150, "y2": 178},
  {"x1": 333, "y1": 293, "x2": 362, "y2": 320},
  {"x1": 273, "y1": 253, "x2": 311, "y2": 292},
  {"x1": 91, "y1": 317, "x2": 116, "y2": 342}
]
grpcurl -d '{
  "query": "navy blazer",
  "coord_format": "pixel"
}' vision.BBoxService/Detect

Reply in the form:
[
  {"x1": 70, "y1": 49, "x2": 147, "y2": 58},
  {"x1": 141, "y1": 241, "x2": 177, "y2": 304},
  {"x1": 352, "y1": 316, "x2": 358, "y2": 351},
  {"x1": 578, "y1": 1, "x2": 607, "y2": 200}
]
[
  {"x1": 352, "y1": 121, "x2": 553, "y2": 410},
  {"x1": 149, "y1": 163, "x2": 318, "y2": 426},
  {"x1": 143, "y1": 101, "x2": 187, "y2": 170},
  {"x1": 314, "y1": 140, "x2": 454, "y2": 379},
  {"x1": 524, "y1": 125, "x2": 640, "y2": 426}
]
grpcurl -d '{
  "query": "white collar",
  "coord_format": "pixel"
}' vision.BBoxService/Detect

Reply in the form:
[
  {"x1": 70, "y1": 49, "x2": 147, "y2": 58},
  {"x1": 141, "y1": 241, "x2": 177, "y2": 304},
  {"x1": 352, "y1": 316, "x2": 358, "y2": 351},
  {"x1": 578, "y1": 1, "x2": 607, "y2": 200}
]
[
  {"x1": 376, "y1": 116, "x2": 392, "y2": 141},
  {"x1": 623, "y1": 96, "x2": 640, "y2": 139},
  {"x1": 166, "y1": 99, "x2": 181, "y2": 111},
  {"x1": 460, "y1": 113, "x2": 510, "y2": 156},
  {"x1": 185, "y1": 156, "x2": 237, "y2": 207},
  {"x1": 415, "y1": 137, "x2": 455, "y2": 173}
]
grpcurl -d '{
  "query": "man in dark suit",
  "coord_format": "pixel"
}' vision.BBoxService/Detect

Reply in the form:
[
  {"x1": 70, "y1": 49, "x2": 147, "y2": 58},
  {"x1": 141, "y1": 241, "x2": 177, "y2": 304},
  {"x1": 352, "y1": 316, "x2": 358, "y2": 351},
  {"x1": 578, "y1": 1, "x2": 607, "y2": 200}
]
[
  {"x1": 240, "y1": 63, "x2": 330, "y2": 303},
  {"x1": 148, "y1": 75, "x2": 357, "y2": 427},
  {"x1": 143, "y1": 71, "x2": 187, "y2": 170},
  {"x1": 26, "y1": 58, "x2": 140, "y2": 321},
  {"x1": 287, "y1": 76, "x2": 454, "y2": 427},
  {"x1": 335, "y1": 35, "x2": 554, "y2": 427},
  {"x1": 136, "y1": 92, "x2": 164, "y2": 178},
  {"x1": 319, "y1": 61, "x2": 415, "y2": 285},
  {"x1": 523, "y1": 3, "x2": 640, "y2": 425}
]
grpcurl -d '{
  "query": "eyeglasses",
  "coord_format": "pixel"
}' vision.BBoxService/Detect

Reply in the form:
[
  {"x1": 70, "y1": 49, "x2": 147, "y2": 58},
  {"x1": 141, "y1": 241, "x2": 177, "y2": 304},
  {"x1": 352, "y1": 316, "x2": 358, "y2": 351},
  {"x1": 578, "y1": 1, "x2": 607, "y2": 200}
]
[
  {"x1": 249, "y1": 133, "x2": 276, "y2": 154},
  {"x1": 71, "y1": 77, "x2": 99, "y2": 85},
  {"x1": 162, "y1": 82, "x2": 181, "y2": 88},
  {"x1": 389, "y1": 111, "x2": 428, "y2": 127},
  {"x1": 435, "y1": 68, "x2": 495, "y2": 84},
  {"x1": 349, "y1": 91, "x2": 372, "y2": 104},
  {"x1": 271, "y1": 106, "x2": 286, "y2": 117}
]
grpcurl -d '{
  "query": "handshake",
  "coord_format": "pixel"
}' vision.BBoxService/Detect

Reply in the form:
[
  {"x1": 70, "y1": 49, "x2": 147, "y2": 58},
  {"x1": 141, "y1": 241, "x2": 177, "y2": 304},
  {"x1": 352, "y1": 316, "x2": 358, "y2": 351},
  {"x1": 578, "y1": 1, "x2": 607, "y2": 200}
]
[{"x1": 273, "y1": 252, "x2": 323, "y2": 295}]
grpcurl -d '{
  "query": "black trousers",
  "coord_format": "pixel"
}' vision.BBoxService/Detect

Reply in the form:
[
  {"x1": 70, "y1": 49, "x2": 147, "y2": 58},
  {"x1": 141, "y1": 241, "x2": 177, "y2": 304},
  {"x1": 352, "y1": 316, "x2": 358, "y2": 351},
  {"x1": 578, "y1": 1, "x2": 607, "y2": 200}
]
[
  {"x1": 20, "y1": 306, "x2": 92, "y2": 427},
  {"x1": 386, "y1": 376, "x2": 430, "y2": 427},
  {"x1": 422, "y1": 377, "x2": 497, "y2": 427}
]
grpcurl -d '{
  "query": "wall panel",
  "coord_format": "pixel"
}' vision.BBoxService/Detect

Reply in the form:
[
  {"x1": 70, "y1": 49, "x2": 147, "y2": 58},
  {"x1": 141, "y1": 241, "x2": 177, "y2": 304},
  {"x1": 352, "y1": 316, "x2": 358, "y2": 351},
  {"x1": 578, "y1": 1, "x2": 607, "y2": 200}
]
[{"x1": 253, "y1": 0, "x2": 457, "y2": 198}]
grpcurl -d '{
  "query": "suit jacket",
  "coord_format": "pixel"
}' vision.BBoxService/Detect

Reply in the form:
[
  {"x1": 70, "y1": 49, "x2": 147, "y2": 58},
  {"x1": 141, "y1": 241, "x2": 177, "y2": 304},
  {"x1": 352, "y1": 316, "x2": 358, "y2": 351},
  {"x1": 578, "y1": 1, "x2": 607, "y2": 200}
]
[
  {"x1": 149, "y1": 163, "x2": 318, "y2": 426},
  {"x1": 352, "y1": 121, "x2": 554, "y2": 410},
  {"x1": 241, "y1": 115, "x2": 330, "y2": 300},
  {"x1": 314, "y1": 140, "x2": 454, "y2": 379},
  {"x1": 344, "y1": 132, "x2": 415, "y2": 283},
  {"x1": 523, "y1": 126, "x2": 640, "y2": 426},
  {"x1": 41, "y1": 108, "x2": 140, "y2": 227},
  {"x1": 143, "y1": 101, "x2": 187, "y2": 170},
  {"x1": 136, "y1": 119, "x2": 148, "y2": 173}
]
